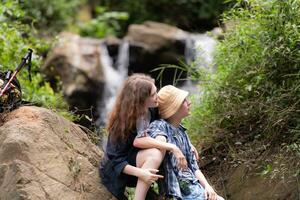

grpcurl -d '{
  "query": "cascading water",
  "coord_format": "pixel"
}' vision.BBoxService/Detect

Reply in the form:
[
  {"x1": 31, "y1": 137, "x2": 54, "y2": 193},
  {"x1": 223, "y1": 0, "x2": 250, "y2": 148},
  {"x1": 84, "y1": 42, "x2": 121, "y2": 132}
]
[
  {"x1": 182, "y1": 33, "x2": 216, "y2": 95},
  {"x1": 116, "y1": 41, "x2": 129, "y2": 80},
  {"x1": 96, "y1": 40, "x2": 129, "y2": 127},
  {"x1": 191, "y1": 33, "x2": 216, "y2": 71}
]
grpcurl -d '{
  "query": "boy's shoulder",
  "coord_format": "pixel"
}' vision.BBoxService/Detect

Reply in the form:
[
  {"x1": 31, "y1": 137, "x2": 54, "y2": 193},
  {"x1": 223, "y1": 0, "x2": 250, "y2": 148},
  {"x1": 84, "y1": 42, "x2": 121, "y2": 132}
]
[
  {"x1": 148, "y1": 119, "x2": 174, "y2": 139},
  {"x1": 151, "y1": 119, "x2": 186, "y2": 130},
  {"x1": 150, "y1": 119, "x2": 168, "y2": 127},
  {"x1": 149, "y1": 119, "x2": 174, "y2": 133}
]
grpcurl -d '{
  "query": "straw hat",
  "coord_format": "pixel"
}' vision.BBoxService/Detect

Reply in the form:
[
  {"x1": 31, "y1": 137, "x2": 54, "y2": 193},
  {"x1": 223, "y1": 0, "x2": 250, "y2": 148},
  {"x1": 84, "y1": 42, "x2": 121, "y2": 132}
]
[{"x1": 158, "y1": 85, "x2": 189, "y2": 119}]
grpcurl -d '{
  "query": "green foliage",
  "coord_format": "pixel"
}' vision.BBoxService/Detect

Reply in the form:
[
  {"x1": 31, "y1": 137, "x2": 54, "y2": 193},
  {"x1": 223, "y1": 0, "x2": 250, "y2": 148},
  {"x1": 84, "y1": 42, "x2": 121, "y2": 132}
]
[
  {"x1": 286, "y1": 143, "x2": 300, "y2": 157},
  {"x1": 0, "y1": 1, "x2": 68, "y2": 112},
  {"x1": 103, "y1": 0, "x2": 229, "y2": 31},
  {"x1": 0, "y1": 1, "x2": 25, "y2": 20},
  {"x1": 79, "y1": 6, "x2": 129, "y2": 38},
  {"x1": 186, "y1": 0, "x2": 300, "y2": 144},
  {"x1": 260, "y1": 164, "x2": 273, "y2": 176},
  {"x1": 19, "y1": 0, "x2": 85, "y2": 34},
  {"x1": 151, "y1": 62, "x2": 189, "y2": 88},
  {"x1": 22, "y1": 73, "x2": 67, "y2": 109}
]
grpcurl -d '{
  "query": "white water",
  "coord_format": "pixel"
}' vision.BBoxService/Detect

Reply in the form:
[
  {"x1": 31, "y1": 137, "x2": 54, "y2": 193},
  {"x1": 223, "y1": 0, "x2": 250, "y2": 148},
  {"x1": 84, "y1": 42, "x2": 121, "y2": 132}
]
[
  {"x1": 192, "y1": 33, "x2": 217, "y2": 71},
  {"x1": 96, "y1": 40, "x2": 129, "y2": 126},
  {"x1": 116, "y1": 41, "x2": 129, "y2": 79},
  {"x1": 182, "y1": 33, "x2": 217, "y2": 95}
]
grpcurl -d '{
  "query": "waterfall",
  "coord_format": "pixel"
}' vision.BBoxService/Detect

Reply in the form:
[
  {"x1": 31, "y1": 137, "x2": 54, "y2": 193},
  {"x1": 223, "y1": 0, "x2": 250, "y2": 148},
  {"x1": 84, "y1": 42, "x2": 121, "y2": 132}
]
[
  {"x1": 116, "y1": 40, "x2": 129, "y2": 79},
  {"x1": 184, "y1": 36, "x2": 196, "y2": 66},
  {"x1": 191, "y1": 33, "x2": 216, "y2": 71},
  {"x1": 184, "y1": 33, "x2": 216, "y2": 73},
  {"x1": 182, "y1": 33, "x2": 216, "y2": 96},
  {"x1": 96, "y1": 40, "x2": 129, "y2": 127}
]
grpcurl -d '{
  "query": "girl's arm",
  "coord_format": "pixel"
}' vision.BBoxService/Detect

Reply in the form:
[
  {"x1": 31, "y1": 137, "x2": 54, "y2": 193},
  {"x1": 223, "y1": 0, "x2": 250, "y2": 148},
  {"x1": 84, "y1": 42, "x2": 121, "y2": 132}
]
[
  {"x1": 134, "y1": 136, "x2": 188, "y2": 170},
  {"x1": 133, "y1": 135, "x2": 174, "y2": 150},
  {"x1": 123, "y1": 164, "x2": 163, "y2": 184}
]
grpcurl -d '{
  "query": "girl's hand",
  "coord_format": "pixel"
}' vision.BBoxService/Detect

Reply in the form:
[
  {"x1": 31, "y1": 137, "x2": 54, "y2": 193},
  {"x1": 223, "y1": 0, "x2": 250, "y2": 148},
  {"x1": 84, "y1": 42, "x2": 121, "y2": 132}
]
[
  {"x1": 205, "y1": 185, "x2": 217, "y2": 200},
  {"x1": 171, "y1": 144, "x2": 188, "y2": 171},
  {"x1": 139, "y1": 168, "x2": 163, "y2": 185}
]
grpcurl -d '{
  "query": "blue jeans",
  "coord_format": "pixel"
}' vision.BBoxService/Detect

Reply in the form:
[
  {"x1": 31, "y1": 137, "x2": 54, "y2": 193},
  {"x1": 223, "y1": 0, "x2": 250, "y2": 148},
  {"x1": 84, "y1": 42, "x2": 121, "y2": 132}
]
[
  {"x1": 181, "y1": 182, "x2": 205, "y2": 200},
  {"x1": 181, "y1": 182, "x2": 225, "y2": 200}
]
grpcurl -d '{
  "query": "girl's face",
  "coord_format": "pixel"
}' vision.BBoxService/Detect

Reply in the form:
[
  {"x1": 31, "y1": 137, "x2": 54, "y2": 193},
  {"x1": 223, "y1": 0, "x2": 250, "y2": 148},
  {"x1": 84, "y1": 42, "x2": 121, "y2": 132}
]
[{"x1": 145, "y1": 83, "x2": 158, "y2": 108}]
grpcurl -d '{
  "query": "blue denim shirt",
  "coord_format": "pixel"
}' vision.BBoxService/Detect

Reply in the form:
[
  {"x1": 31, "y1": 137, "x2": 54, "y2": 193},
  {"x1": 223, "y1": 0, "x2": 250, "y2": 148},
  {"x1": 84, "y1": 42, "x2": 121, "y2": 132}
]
[{"x1": 147, "y1": 119, "x2": 199, "y2": 199}]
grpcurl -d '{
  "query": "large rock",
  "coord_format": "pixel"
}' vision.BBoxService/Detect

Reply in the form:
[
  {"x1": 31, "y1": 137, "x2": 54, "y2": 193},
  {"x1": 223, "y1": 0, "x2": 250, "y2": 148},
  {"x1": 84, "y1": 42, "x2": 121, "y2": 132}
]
[
  {"x1": 0, "y1": 106, "x2": 115, "y2": 200},
  {"x1": 42, "y1": 32, "x2": 106, "y2": 125},
  {"x1": 126, "y1": 21, "x2": 188, "y2": 52},
  {"x1": 125, "y1": 21, "x2": 189, "y2": 86},
  {"x1": 43, "y1": 32, "x2": 105, "y2": 97}
]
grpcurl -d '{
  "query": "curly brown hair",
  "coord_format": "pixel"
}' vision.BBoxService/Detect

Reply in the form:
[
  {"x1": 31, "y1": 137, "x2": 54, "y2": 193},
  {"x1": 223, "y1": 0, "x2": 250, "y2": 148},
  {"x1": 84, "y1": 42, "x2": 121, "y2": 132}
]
[{"x1": 106, "y1": 73, "x2": 155, "y2": 142}]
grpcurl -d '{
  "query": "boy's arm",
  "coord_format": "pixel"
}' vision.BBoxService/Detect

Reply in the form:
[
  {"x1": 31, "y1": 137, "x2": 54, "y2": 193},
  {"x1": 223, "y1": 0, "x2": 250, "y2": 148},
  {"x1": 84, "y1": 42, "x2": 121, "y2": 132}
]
[
  {"x1": 134, "y1": 136, "x2": 188, "y2": 170},
  {"x1": 195, "y1": 170, "x2": 218, "y2": 200}
]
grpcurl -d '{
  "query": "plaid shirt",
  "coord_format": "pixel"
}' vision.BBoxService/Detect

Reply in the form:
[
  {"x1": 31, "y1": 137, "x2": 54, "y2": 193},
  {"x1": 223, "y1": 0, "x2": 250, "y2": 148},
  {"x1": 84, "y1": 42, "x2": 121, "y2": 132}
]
[{"x1": 147, "y1": 119, "x2": 199, "y2": 199}]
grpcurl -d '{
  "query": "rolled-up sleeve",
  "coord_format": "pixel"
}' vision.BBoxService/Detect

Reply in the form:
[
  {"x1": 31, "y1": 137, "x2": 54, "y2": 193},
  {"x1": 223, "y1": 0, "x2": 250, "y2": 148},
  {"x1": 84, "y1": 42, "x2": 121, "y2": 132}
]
[{"x1": 147, "y1": 120, "x2": 168, "y2": 140}]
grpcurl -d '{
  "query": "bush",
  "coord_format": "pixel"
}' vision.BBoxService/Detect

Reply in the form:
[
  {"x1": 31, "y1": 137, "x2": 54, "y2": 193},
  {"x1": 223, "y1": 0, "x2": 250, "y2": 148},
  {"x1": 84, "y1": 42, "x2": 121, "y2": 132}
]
[
  {"x1": 186, "y1": 0, "x2": 300, "y2": 144},
  {"x1": 19, "y1": 0, "x2": 85, "y2": 34},
  {"x1": 79, "y1": 6, "x2": 128, "y2": 38},
  {"x1": 102, "y1": 0, "x2": 229, "y2": 32},
  {"x1": 0, "y1": 1, "x2": 68, "y2": 111}
]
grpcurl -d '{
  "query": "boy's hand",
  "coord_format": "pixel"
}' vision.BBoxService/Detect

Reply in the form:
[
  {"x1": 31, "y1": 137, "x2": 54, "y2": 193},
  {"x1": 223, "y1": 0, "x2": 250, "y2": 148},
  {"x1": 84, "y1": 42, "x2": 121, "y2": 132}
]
[
  {"x1": 171, "y1": 145, "x2": 188, "y2": 170},
  {"x1": 205, "y1": 185, "x2": 217, "y2": 200}
]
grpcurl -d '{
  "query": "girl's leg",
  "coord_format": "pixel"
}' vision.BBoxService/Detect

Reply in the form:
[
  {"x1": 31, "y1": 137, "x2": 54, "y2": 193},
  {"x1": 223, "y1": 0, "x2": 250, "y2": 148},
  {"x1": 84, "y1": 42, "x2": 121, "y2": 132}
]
[{"x1": 134, "y1": 148, "x2": 165, "y2": 200}]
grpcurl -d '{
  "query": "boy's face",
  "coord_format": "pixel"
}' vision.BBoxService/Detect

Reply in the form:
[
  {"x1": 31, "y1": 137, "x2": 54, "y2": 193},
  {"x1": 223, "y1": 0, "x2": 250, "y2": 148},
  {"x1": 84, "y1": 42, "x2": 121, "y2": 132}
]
[
  {"x1": 145, "y1": 83, "x2": 158, "y2": 108},
  {"x1": 177, "y1": 98, "x2": 191, "y2": 118}
]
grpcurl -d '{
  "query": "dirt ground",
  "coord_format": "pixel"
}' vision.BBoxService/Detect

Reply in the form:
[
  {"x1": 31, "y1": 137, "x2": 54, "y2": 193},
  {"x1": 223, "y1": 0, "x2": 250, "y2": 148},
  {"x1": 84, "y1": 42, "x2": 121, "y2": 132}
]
[{"x1": 199, "y1": 139, "x2": 300, "y2": 200}]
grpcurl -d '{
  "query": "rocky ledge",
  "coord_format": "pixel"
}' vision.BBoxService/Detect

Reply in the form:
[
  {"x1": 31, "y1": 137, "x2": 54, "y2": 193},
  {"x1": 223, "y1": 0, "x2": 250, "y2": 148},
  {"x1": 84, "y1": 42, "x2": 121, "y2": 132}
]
[{"x1": 0, "y1": 106, "x2": 115, "y2": 200}]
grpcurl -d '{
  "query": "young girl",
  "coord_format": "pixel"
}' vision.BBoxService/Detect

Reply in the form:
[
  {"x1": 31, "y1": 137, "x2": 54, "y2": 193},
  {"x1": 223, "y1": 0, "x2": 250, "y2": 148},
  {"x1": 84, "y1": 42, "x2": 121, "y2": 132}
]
[{"x1": 99, "y1": 73, "x2": 165, "y2": 200}]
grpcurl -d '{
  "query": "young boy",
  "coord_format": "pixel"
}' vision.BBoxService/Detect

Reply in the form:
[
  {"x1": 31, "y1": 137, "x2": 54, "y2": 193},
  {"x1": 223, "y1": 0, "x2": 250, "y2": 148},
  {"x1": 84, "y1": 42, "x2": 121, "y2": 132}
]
[{"x1": 143, "y1": 85, "x2": 224, "y2": 200}]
